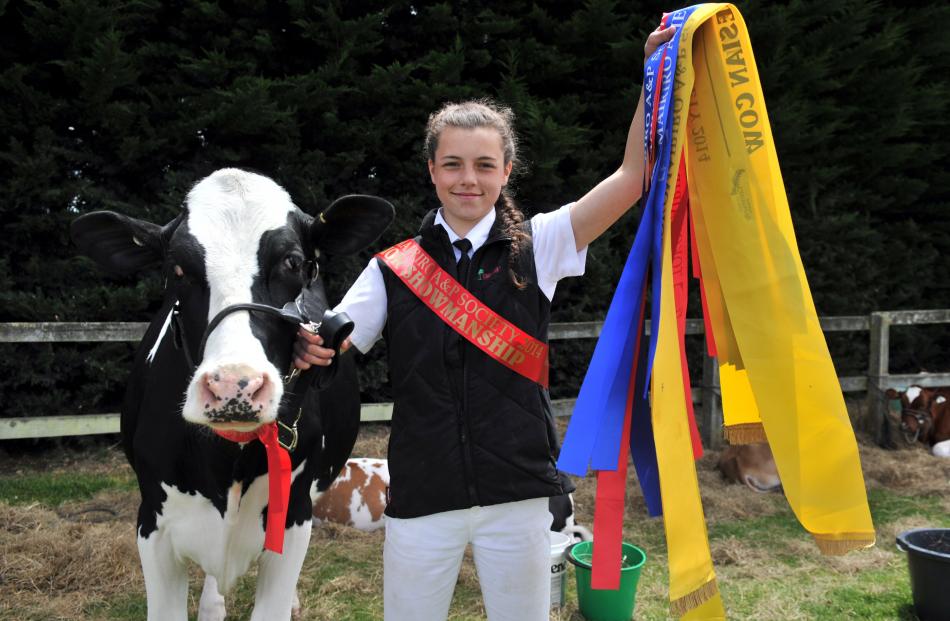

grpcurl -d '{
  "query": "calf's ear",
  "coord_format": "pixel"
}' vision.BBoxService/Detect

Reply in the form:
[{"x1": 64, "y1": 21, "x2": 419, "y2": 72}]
[
  {"x1": 310, "y1": 195, "x2": 395, "y2": 255},
  {"x1": 70, "y1": 211, "x2": 166, "y2": 277}
]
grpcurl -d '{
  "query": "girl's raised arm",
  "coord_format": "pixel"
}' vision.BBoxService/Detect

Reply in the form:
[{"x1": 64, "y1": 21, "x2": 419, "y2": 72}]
[{"x1": 569, "y1": 23, "x2": 676, "y2": 251}]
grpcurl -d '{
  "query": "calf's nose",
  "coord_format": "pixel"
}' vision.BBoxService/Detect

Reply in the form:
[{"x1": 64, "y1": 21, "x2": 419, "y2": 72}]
[{"x1": 199, "y1": 364, "x2": 275, "y2": 422}]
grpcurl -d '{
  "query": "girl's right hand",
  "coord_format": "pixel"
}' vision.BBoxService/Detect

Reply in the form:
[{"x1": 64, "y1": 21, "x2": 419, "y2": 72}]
[{"x1": 645, "y1": 17, "x2": 676, "y2": 59}]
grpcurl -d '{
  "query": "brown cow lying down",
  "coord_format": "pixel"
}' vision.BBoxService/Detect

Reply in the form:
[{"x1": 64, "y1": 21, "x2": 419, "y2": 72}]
[
  {"x1": 886, "y1": 385, "x2": 950, "y2": 458},
  {"x1": 716, "y1": 442, "x2": 782, "y2": 492}
]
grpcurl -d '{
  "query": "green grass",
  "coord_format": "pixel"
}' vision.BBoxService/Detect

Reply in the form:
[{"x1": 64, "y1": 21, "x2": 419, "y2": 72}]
[
  {"x1": 867, "y1": 487, "x2": 948, "y2": 525},
  {"x1": 594, "y1": 486, "x2": 948, "y2": 620},
  {"x1": 82, "y1": 594, "x2": 148, "y2": 621},
  {"x1": 4, "y1": 445, "x2": 948, "y2": 620},
  {"x1": 799, "y1": 568, "x2": 917, "y2": 620},
  {"x1": 708, "y1": 507, "x2": 805, "y2": 542},
  {"x1": 0, "y1": 470, "x2": 136, "y2": 506}
]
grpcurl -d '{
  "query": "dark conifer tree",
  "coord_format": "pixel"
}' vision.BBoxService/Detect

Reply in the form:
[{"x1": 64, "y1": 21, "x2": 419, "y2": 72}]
[{"x1": 0, "y1": 0, "x2": 947, "y2": 416}]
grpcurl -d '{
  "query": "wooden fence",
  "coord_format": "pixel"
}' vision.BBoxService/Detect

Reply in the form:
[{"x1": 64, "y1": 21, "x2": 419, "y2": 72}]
[{"x1": 2, "y1": 309, "x2": 948, "y2": 448}]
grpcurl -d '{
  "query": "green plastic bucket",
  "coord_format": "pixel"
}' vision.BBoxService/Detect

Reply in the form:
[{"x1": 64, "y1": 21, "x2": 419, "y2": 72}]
[{"x1": 567, "y1": 541, "x2": 646, "y2": 621}]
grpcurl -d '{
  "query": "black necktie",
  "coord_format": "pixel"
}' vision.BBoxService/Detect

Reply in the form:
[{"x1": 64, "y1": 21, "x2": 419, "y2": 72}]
[{"x1": 454, "y1": 238, "x2": 472, "y2": 281}]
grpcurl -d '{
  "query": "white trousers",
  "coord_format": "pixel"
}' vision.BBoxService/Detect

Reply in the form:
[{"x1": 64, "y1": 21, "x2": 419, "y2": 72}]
[{"x1": 383, "y1": 497, "x2": 553, "y2": 621}]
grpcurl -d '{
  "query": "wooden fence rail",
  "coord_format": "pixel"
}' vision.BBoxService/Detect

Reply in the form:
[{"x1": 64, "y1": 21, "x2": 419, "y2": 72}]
[{"x1": 2, "y1": 309, "x2": 948, "y2": 447}]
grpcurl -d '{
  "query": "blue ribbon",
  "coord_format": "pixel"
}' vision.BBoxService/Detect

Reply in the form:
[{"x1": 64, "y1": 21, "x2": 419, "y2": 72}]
[
  {"x1": 559, "y1": 204, "x2": 654, "y2": 475},
  {"x1": 629, "y1": 324, "x2": 662, "y2": 516},
  {"x1": 557, "y1": 7, "x2": 696, "y2": 500}
]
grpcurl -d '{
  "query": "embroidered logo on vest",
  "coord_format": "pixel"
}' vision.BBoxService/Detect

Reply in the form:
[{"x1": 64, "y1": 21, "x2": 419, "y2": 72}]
[{"x1": 477, "y1": 265, "x2": 501, "y2": 281}]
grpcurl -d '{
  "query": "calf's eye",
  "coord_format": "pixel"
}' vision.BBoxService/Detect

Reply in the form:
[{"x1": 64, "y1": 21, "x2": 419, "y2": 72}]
[{"x1": 283, "y1": 255, "x2": 302, "y2": 272}]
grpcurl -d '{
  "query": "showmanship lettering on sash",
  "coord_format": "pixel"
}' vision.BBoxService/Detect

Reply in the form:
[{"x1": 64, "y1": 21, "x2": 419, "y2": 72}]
[{"x1": 377, "y1": 239, "x2": 549, "y2": 387}]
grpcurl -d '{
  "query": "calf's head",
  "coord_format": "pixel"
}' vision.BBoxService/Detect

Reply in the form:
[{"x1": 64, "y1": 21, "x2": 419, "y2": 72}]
[
  {"x1": 886, "y1": 386, "x2": 936, "y2": 444},
  {"x1": 72, "y1": 168, "x2": 393, "y2": 431}
]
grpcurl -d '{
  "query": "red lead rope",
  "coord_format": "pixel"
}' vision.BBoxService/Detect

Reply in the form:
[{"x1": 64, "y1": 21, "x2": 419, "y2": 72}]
[{"x1": 214, "y1": 423, "x2": 292, "y2": 554}]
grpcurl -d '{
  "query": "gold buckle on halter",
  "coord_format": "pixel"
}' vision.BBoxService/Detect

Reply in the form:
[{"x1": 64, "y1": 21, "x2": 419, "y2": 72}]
[{"x1": 277, "y1": 408, "x2": 303, "y2": 452}]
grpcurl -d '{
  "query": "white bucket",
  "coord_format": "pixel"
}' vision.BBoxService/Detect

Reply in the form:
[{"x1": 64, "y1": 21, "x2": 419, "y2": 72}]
[{"x1": 549, "y1": 530, "x2": 573, "y2": 608}]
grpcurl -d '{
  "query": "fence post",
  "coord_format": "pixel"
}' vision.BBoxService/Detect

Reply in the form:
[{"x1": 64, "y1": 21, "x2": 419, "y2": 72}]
[
  {"x1": 700, "y1": 353, "x2": 722, "y2": 449},
  {"x1": 866, "y1": 312, "x2": 890, "y2": 443}
]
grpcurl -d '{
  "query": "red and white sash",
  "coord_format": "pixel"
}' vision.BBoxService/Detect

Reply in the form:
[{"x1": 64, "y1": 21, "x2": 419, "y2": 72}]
[{"x1": 377, "y1": 239, "x2": 549, "y2": 387}]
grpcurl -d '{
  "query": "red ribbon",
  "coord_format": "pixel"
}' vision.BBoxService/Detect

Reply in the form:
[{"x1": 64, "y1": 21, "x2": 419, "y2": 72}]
[
  {"x1": 590, "y1": 291, "x2": 646, "y2": 589},
  {"x1": 689, "y1": 195, "x2": 719, "y2": 359},
  {"x1": 214, "y1": 422, "x2": 292, "y2": 554},
  {"x1": 670, "y1": 152, "x2": 703, "y2": 460}
]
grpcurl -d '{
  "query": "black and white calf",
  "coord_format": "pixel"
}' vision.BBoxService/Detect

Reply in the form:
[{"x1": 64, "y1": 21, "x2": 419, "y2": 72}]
[
  {"x1": 71, "y1": 169, "x2": 393, "y2": 621},
  {"x1": 549, "y1": 470, "x2": 593, "y2": 543}
]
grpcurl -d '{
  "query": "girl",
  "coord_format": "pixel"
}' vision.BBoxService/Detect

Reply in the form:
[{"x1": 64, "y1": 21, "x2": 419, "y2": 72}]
[{"x1": 296, "y1": 24, "x2": 676, "y2": 621}]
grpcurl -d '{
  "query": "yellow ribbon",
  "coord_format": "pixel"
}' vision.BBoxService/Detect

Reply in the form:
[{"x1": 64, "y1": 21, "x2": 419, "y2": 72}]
[
  {"x1": 653, "y1": 5, "x2": 875, "y2": 617},
  {"x1": 652, "y1": 5, "x2": 726, "y2": 616}
]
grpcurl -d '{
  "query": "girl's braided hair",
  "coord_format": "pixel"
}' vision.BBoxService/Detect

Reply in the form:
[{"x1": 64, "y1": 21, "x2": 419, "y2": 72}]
[{"x1": 424, "y1": 99, "x2": 529, "y2": 290}]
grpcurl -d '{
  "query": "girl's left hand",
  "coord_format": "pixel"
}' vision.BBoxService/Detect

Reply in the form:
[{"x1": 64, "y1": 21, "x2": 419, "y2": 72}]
[{"x1": 645, "y1": 18, "x2": 677, "y2": 59}]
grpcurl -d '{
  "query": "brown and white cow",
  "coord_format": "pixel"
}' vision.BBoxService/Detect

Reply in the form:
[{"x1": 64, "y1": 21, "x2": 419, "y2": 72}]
[
  {"x1": 716, "y1": 442, "x2": 782, "y2": 492},
  {"x1": 312, "y1": 458, "x2": 389, "y2": 531},
  {"x1": 886, "y1": 385, "x2": 950, "y2": 458},
  {"x1": 312, "y1": 460, "x2": 592, "y2": 541}
]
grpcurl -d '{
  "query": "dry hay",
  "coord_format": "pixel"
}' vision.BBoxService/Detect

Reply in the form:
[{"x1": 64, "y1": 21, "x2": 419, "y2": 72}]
[
  {"x1": 350, "y1": 422, "x2": 391, "y2": 460},
  {"x1": 558, "y1": 417, "x2": 789, "y2": 530},
  {"x1": 2, "y1": 413, "x2": 948, "y2": 619},
  {"x1": 858, "y1": 437, "x2": 950, "y2": 494},
  {"x1": 300, "y1": 523, "x2": 385, "y2": 620},
  {"x1": 2, "y1": 441, "x2": 128, "y2": 478},
  {"x1": 695, "y1": 451, "x2": 786, "y2": 523},
  {"x1": 0, "y1": 495, "x2": 141, "y2": 619}
]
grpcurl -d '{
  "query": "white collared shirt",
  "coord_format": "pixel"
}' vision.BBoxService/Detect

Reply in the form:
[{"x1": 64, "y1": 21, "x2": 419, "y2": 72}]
[
  {"x1": 337, "y1": 203, "x2": 588, "y2": 353},
  {"x1": 436, "y1": 206, "x2": 495, "y2": 262}
]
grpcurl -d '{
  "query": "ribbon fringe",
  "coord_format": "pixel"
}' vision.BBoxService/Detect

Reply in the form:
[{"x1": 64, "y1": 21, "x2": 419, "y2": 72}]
[
  {"x1": 723, "y1": 423, "x2": 767, "y2": 445},
  {"x1": 812, "y1": 533, "x2": 877, "y2": 556},
  {"x1": 670, "y1": 577, "x2": 720, "y2": 618}
]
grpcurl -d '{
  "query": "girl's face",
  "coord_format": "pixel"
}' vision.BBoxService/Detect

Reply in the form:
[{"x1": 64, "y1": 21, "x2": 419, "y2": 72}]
[{"x1": 428, "y1": 126, "x2": 513, "y2": 235}]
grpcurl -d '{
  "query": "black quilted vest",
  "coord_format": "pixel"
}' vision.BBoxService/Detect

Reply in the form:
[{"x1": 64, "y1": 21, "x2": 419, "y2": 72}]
[{"x1": 380, "y1": 209, "x2": 572, "y2": 518}]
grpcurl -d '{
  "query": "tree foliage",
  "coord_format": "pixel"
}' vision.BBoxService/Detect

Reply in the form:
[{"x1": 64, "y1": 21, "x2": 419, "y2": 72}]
[{"x1": 1, "y1": 0, "x2": 947, "y2": 417}]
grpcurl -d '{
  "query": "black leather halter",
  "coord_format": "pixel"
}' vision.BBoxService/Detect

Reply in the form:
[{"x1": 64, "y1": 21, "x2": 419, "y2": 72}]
[
  {"x1": 174, "y1": 299, "x2": 316, "y2": 372},
  {"x1": 901, "y1": 408, "x2": 932, "y2": 445},
  {"x1": 170, "y1": 290, "x2": 354, "y2": 450}
]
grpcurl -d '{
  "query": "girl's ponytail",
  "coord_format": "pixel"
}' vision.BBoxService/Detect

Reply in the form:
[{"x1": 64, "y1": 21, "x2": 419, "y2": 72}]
[{"x1": 497, "y1": 189, "x2": 529, "y2": 290}]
